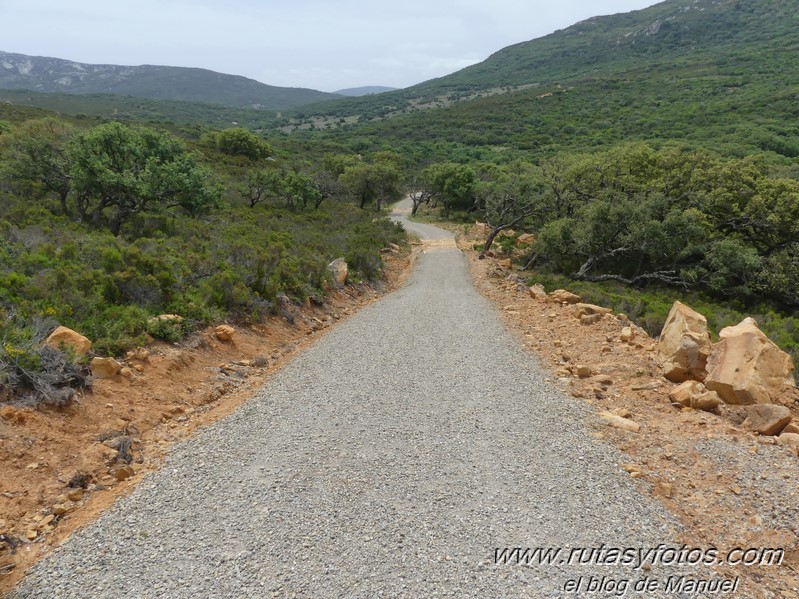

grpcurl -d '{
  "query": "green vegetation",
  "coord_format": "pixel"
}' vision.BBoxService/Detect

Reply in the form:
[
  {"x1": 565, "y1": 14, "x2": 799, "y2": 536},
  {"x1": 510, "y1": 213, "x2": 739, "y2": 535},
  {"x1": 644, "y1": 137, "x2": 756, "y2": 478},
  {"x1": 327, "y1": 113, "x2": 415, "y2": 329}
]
[{"x1": 0, "y1": 114, "x2": 405, "y2": 404}]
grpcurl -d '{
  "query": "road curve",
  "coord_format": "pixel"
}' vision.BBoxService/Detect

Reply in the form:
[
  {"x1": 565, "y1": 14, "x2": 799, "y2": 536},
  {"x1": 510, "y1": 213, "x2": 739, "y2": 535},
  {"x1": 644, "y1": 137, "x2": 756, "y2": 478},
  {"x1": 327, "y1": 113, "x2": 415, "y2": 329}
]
[{"x1": 11, "y1": 202, "x2": 690, "y2": 598}]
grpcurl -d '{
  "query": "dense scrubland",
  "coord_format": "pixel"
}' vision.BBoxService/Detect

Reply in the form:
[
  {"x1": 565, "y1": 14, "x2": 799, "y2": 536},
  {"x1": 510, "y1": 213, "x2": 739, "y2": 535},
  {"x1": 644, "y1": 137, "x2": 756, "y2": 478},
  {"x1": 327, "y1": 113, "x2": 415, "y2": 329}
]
[{"x1": 0, "y1": 108, "x2": 404, "y2": 404}]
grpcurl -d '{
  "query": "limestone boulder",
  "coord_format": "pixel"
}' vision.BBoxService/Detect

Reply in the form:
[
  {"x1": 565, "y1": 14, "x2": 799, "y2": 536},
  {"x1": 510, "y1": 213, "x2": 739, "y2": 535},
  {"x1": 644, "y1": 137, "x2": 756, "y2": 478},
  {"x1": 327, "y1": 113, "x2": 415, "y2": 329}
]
[
  {"x1": 214, "y1": 325, "x2": 236, "y2": 342},
  {"x1": 741, "y1": 404, "x2": 792, "y2": 436},
  {"x1": 599, "y1": 411, "x2": 640, "y2": 432},
  {"x1": 148, "y1": 314, "x2": 183, "y2": 324},
  {"x1": 657, "y1": 301, "x2": 712, "y2": 383},
  {"x1": 327, "y1": 258, "x2": 348, "y2": 288},
  {"x1": 549, "y1": 289, "x2": 582, "y2": 304},
  {"x1": 668, "y1": 380, "x2": 722, "y2": 412},
  {"x1": 529, "y1": 285, "x2": 547, "y2": 301},
  {"x1": 90, "y1": 357, "x2": 122, "y2": 379},
  {"x1": 575, "y1": 303, "x2": 613, "y2": 318},
  {"x1": 704, "y1": 318, "x2": 795, "y2": 405},
  {"x1": 44, "y1": 326, "x2": 92, "y2": 355}
]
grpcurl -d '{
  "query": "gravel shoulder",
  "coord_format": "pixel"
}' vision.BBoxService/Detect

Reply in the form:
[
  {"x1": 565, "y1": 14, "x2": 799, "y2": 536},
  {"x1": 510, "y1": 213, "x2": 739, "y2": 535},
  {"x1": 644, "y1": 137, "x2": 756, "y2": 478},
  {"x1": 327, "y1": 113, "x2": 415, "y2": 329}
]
[{"x1": 11, "y1": 202, "x2": 704, "y2": 598}]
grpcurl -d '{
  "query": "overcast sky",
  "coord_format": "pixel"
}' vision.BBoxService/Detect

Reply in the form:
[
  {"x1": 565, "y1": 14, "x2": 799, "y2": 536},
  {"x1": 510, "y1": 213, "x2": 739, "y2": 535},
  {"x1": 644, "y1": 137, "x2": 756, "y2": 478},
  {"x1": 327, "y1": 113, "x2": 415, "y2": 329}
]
[{"x1": 0, "y1": 0, "x2": 660, "y2": 92}]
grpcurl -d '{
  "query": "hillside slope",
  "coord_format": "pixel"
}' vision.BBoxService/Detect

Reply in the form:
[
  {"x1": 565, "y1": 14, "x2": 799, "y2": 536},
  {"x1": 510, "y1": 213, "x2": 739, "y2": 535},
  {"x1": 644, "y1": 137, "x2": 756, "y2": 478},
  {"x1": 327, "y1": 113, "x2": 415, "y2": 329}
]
[
  {"x1": 0, "y1": 50, "x2": 339, "y2": 110},
  {"x1": 290, "y1": 0, "x2": 799, "y2": 139}
]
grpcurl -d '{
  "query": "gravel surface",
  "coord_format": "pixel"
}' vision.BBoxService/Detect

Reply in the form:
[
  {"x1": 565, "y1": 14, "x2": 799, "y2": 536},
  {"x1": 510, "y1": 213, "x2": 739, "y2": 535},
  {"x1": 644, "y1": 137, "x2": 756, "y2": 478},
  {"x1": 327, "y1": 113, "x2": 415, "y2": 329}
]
[{"x1": 12, "y1": 203, "x2": 701, "y2": 598}]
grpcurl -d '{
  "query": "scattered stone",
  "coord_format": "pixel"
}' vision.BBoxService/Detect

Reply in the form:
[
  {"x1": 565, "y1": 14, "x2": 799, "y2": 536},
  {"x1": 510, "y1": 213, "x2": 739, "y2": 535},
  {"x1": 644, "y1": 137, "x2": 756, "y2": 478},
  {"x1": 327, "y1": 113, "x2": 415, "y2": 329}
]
[
  {"x1": 549, "y1": 289, "x2": 581, "y2": 304},
  {"x1": 26, "y1": 530, "x2": 37, "y2": 541},
  {"x1": 668, "y1": 380, "x2": 722, "y2": 412},
  {"x1": 599, "y1": 411, "x2": 640, "y2": 432},
  {"x1": 113, "y1": 466, "x2": 135, "y2": 481},
  {"x1": 36, "y1": 515, "x2": 55, "y2": 530},
  {"x1": 620, "y1": 327, "x2": 635, "y2": 343},
  {"x1": 53, "y1": 504, "x2": 75, "y2": 516},
  {"x1": 575, "y1": 303, "x2": 613, "y2": 317},
  {"x1": 497, "y1": 258, "x2": 512, "y2": 270},
  {"x1": 622, "y1": 463, "x2": 643, "y2": 475},
  {"x1": 576, "y1": 365, "x2": 593, "y2": 378},
  {"x1": 741, "y1": 404, "x2": 792, "y2": 436},
  {"x1": 705, "y1": 318, "x2": 796, "y2": 405},
  {"x1": 610, "y1": 407, "x2": 632, "y2": 419},
  {"x1": 90, "y1": 357, "x2": 122, "y2": 379},
  {"x1": 657, "y1": 301, "x2": 712, "y2": 383},
  {"x1": 777, "y1": 433, "x2": 799, "y2": 449},
  {"x1": 631, "y1": 381, "x2": 662, "y2": 391},
  {"x1": 214, "y1": 325, "x2": 236, "y2": 342},
  {"x1": 555, "y1": 368, "x2": 571, "y2": 377},
  {"x1": 783, "y1": 423, "x2": 799, "y2": 435},
  {"x1": 592, "y1": 375, "x2": 614, "y2": 386},
  {"x1": 126, "y1": 348, "x2": 149, "y2": 361},
  {"x1": 66, "y1": 488, "x2": 84, "y2": 502},
  {"x1": 580, "y1": 313, "x2": 603, "y2": 326},
  {"x1": 133, "y1": 364, "x2": 144, "y2": 373},
  {"x1": 119, "y1": 367, "x2": 134, "y2": 380},
  {"x1": 44, "y1": 326, "x2": 92, "y2": 355},
  {"x1": 528, "y1": 285, "x2": 547, "y2": 301},
  {"x1": 328, "y1": 258, "x2": 348, "y2": 288},
  {"x1": 653, "y1": 481, "x2": 674, "y2": 498},
  {"x1": 148, "y1": 314, "x2": 183, "y2": 324}
]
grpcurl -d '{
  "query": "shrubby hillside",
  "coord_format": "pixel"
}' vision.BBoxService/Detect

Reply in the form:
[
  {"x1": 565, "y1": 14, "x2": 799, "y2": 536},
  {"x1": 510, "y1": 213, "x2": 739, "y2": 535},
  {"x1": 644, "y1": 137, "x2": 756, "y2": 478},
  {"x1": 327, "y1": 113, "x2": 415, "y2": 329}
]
[{"x1": 0, "y1": 107, "x2": 405, "y2": 404}]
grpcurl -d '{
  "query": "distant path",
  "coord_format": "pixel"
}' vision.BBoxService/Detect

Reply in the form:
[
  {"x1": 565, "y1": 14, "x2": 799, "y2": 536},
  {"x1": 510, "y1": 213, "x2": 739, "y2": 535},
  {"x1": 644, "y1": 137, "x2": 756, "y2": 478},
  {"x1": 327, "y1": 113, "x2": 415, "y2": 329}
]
[{"x1": 12, "y1": 201, "x2": 687, "y2": 598}]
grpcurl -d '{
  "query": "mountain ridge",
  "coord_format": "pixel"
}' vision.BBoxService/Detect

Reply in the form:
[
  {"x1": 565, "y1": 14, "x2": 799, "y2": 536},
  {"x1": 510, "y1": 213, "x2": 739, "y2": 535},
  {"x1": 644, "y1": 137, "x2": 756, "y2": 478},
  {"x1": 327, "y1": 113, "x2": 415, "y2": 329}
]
[{"x1": 0, "y1": 50, "x2": 340, "y2": 110}]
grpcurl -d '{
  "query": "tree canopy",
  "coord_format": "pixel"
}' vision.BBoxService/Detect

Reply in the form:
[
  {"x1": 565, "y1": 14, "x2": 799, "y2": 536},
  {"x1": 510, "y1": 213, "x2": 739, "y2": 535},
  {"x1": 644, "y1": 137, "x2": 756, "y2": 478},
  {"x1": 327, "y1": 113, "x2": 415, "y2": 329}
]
[{"x1": 69, "y1": 122, "x2": 221, "y2": 235}]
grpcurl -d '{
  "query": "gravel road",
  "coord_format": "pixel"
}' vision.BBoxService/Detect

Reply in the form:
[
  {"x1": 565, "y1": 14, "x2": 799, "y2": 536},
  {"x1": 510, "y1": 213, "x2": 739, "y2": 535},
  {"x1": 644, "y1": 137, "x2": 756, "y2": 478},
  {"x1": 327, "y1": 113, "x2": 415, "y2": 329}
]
[{"x1": 11, "y1": 201, "x2": 698, "y2": 598}]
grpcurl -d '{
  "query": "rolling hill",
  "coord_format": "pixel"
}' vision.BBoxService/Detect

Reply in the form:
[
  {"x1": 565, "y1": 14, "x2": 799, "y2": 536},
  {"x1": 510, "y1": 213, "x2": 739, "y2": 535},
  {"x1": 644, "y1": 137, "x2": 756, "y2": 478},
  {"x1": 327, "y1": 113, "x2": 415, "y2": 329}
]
[
  {"x1": 286, "y1": 0, "x2": 798, "y2": 168},
  {"x1": 0, "y1": 50, "x2": 340, "y2": 110}
]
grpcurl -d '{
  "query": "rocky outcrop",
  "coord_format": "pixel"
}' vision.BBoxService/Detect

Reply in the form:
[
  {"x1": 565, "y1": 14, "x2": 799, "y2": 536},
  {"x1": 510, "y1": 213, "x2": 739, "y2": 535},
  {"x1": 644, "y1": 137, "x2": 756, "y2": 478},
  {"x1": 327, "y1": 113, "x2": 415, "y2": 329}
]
[
  {"x1": 44, "y1": 326, "x2": 92, "y2": 355},
  {"x1": 704, "y1": 318, "x2": 795, "y2": 405},
  {"x1": 328, "y1": 258, "x2": 348, "y2": 288},
  {"x1": 657, "y1": 301, "x2": 712, "y2": 383}
]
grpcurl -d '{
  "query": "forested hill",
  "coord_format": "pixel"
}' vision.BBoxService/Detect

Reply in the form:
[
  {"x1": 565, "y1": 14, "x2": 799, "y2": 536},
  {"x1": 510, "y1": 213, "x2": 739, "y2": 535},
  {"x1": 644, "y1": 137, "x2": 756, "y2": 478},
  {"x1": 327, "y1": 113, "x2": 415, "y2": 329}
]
[
  {"x1": 291, "y1": 0, "x2": 799, "y2": 126},
  {"x1": 0, "y1": 51, "x2": 340, "y2": 110}
]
